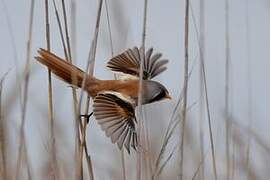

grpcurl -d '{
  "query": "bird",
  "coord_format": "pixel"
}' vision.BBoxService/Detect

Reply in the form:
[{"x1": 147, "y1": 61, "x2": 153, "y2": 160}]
[{"x1": 35, "y1": 46, "x2": 171, "y2": 153}]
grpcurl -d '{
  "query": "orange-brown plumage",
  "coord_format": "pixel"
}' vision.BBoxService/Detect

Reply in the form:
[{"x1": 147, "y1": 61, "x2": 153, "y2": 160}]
[
  {"x1": 36, "y1": 47, "x2": 170, "y2": 153},
  {"x1": 37, "y1": 48, "x2": 140, "y2": 98}
]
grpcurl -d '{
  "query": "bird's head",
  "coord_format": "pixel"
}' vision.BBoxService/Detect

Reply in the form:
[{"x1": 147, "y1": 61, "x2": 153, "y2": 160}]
[{"x1": 142, "y1": 80, "x2": 171, "y2": 104}]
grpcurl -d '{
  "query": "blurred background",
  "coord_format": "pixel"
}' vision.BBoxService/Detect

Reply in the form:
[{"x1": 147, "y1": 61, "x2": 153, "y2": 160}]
[{"x1": 0, "y1": 0, "x2": 270, "y2": 179}]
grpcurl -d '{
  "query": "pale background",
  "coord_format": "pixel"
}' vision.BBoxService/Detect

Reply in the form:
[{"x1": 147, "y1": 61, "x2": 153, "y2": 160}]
[{"x1": 0, "y1": 0, "x2": 270, "y2": 179}]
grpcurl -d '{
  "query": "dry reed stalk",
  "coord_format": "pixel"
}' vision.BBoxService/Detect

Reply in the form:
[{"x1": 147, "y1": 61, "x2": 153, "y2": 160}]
[
  {"x1": 83, "y1": 0, "x2": 103, "y2": 179},
  {"x1": 158, "y1": 144, "x2": 177, "y2": 176},
  {"x1": 70, "y1": 0, "x2": 83, "y2": 178},
  {"x1": 200, "y1": 22, "x2": 218, "y2": 180},
  {"x1": 155, "y1": 101, "x2": 198, "y2": 179},
  {"x1": 70, "y1": 0, "x2": 77, "y2": 62},
  {"x1": 153, "y1": 81, "x2": 185, "y2": 179},
  {"x1": 198, "y1": 0, "x2": 205, "y2": 179},
  {"x1": 104, "y1": 1, "x2": 127, "y2": 179},
  {"x1": 144, "y1": 110, "x2": 154, "y2": 177},
  {"x1": 62, "y1": 0, "x2": 92, "y2": 178},
  {"x1": 60, "y1": 0, "x2": 83, "y2": 177},
  {"x1": 192, "y1": 147, "x2": 210, "y2": 180},
  {"x1": 77, "y1": 0, "x2": 103, "y2": 112},
  {"x1": 179, "y1": 0, "x2": 190, "y2": 179},
  {"x1": 0, "y1": 0, "x2": 20, "y2": 83},
  {"x1": 225, "y1": 0, "x2": 231, "y2": 179},
  {"x1": 152, "y1": 23, "x2": 201, "y2": 177},
  {"x1": 15, "y1": 0, "x2": 35, "y2": 179},
  {"x1": 0, "y1": 72, "x2": 9, "y2": 180},
  {"x1": 82, "y1": 0, "x2": 103, "y2": 76},
  {"x1": 231, "y1": 136, "x2": 236, "y2": 179},
  {"x1": 61, "y1": 0, "x2": 72, "y2": 61},
  {"x1": 77, "y1": 1, "x2": 103, "y2": 179},
  {"x1": 52, "y1": 0, "x2": 68, "y2": 58},
  {"x1": 230, "y1": 120, "x2": 260, "y2": 179},
  {"x1": 245, "y1": 0, "x2": 253, "y2": 179},
  {"x1": 0, "y1": 1, "x2": 29, "y2": 143},
  {"x1": 44, "y1": 0, "x2": 58, "y2": 179},
  {"x1": 140, "y1": 112, "x2": 150, "y2": 178},
  {"x1": 80, "y1": 116, "x2": 94, "y2": 180},
  {"x1": 153, "y1": 70, "x2": 203, "y2": 178},
  {"x1": 120, "y1": 149, "x2": 126, "y2": 180},
  {"x1": 153, "y1": 89, "x2": 185, "y2": 178},
  {"x1": 105, "y1": 0, "x2": 114, "y2": 56},
  {"x1": 0, "y1": 3, "x2": 21, "y2": 177},
  {"x1": 230, "y1": 116, "x2": 270, "y2": 179},
  {"x1": 24, "y1": 143, "x2": 33, "y2": 180},
  {"x1": 229, "y1": 113, "x2": 270, "y2": 180},
  {"x1": 137, "y1": 0, "x2": 148, "y2": 179},
  {"x1": 142, "y1": 109, "x2": 153, "y2": 179},
  {"x1": 189, "y1": 3, "x2": 218, "y2": 179},
  {"x1": 153, "y1": 112, "x2": 181, "y2": 179},
  {"x1": 51, "y1": 1, "x2": 83, "y2": 178},
  {"x1": 231, "y1": 119, "x2": 270, "y2": 153}
]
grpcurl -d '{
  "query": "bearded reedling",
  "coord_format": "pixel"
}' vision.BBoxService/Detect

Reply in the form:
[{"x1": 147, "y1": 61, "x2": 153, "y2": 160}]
[{"x1": 35, "y1": 47, "x2": 171, "y2": 153}]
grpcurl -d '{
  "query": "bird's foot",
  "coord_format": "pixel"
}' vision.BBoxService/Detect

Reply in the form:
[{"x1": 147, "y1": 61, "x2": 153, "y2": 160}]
[{"x1": 80, "y1": 112, "x2": 93, "y2": 123}]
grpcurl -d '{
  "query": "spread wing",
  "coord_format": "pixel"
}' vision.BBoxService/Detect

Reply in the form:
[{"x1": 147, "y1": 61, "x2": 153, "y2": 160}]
[
  {"x1": 93, "y1": 92, "x2": 138, "y2": 153},
  {"x1": 107, "y1": 47, "x2": 168, "y2": 80}
]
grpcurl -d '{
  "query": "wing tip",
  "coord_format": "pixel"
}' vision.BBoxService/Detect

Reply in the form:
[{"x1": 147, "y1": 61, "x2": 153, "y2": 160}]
[
  {"x1": 37, "y1": 48, "x2": 47, "y2": 55},
  {"x1": 106, "y1": 46, "x2": 168, "y2": 80}
]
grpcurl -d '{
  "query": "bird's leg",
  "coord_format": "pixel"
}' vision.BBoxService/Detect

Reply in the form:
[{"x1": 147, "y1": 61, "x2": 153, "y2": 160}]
[
  {"x1": 67, "y1": 85, "x2": 78, "y2": 89},
  {"x1": 80, "y1": 112, "x2": 93, "y2": 123}
]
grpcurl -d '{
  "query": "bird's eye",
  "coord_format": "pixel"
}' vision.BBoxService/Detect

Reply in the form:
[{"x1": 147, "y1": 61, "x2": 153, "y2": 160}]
[{"x1": 149, "y1": 90, "x2": 166, "y2": 103}]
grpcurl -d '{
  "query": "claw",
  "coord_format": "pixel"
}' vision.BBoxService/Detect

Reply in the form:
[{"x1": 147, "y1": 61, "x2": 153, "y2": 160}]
[{"x1": 80, "y1": 112, "x2": 93, "y2": 123}]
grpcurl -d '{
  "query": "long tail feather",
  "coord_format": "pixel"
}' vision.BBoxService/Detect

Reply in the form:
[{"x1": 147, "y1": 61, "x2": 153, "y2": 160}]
[{"x1": 36, "y1": 48, "x2": 96, "y2": 88}]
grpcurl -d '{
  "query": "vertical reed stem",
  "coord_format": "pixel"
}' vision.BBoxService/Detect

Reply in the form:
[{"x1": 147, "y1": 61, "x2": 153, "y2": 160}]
[
  {"x1": 0, "y1": 73, "x2": 8, "y2": 180},
  {"x1": 104, "y1": 1, "x2": 127, "y2": 179},
  {"x1": 190, "y1": 2, "x2": 218, "y2": 179},
  {"x1": 179, "y1": 0, "x2": 189, "y2": 179},
  {"x1": 137, "y1": 0, "x2": 148, "y2": 179},
  {"x1": 16, "y1": 0, "x2": 35, "y2": 179},
  {"x1": 199, "y1": 0, "x2": 205, "y2": 179},
  {"x1": 44, "y1": 0, "x2": 58, "y2": 179},
  {"x1": 78, "y1": 1, "x2": 103, "y2": 179},
  {"x1": 52, "y1": 1, "x2": 82, "y2": 178},
  {"x1": 225, "y1": 0, "x2": 231, "y2": 179},
  {"x1": 245, "y1": 0, "x2": 252, "y2": 179}
]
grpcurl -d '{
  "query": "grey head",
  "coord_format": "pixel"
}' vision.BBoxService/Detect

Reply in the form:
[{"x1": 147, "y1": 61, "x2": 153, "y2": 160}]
[{"x1": 141, "y1": 80, "x2": 171, "y2": 105}]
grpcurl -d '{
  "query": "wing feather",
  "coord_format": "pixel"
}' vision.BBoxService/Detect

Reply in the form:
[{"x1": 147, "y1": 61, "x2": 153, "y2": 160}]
[
  {"x1": 117, "y1": 126, "x2": 129, "y2": 149},
  {"x1": 124, "y1": 130, "x2": 132, "y2": 153},
  {"x1": 93, "y1": 92, "x2": 137, "y2": 153},
  {"x1": 145, "y1": 47, "x2": 153, "y2": 70},
  {"x1": 107, "y1": 46, "x2": 168, "y2": 80}
]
